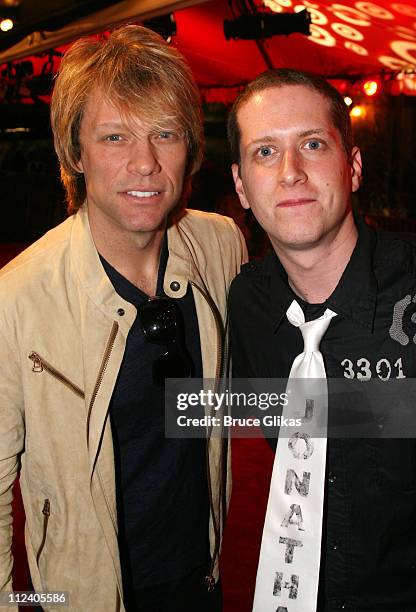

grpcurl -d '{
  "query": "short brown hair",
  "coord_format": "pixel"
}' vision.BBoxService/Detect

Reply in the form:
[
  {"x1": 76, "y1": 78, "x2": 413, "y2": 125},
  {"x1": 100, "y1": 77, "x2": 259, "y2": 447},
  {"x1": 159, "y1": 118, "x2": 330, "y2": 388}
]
[
  {"x1": 50, "y1": 25, "x2": 203, "y2": 214},
  {"x1": 227, "y1": 68, "x2": 353, "y2": 165}
]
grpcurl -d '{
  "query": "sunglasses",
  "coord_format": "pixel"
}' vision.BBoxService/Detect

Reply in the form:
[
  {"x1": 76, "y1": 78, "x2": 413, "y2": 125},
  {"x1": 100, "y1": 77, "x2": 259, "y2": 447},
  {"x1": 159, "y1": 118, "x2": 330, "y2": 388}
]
[{"x1": 138, "y1": 296, "x2": 193, "y2": 386}]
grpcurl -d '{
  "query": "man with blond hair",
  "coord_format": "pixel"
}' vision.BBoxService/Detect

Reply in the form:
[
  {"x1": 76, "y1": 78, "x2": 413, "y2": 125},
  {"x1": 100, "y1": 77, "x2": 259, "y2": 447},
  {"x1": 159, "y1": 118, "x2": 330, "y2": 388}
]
[{"x1": 0, "y1": 25, "x2": 246, "y2": 611}]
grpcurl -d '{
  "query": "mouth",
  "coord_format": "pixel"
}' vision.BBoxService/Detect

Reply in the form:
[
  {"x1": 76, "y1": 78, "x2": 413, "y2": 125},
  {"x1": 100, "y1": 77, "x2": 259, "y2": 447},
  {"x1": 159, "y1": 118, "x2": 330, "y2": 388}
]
[
  {"x1": 125, "y1": 190, "x2": 161, "y2": 198},
  {"x1": 277, "y1": 198, "x2": 316, "y2": 208}
]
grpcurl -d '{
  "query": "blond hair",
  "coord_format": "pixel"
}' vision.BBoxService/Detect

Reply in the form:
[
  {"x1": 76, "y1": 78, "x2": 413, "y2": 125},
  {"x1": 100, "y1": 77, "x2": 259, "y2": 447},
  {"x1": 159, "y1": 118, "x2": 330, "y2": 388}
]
[{"x1": 50, "y1": 25, "x2": 203, "y2": 213}]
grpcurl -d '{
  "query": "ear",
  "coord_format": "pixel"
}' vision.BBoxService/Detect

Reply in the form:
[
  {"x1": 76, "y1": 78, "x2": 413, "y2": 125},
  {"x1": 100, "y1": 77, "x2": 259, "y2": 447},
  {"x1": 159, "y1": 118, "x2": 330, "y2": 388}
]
[
  {"x1": 231, "y1": 163, "x2": 250, "y2": 210},
  {"x1": 350, "y1": 146, "x2": 362, "y2": 193}
]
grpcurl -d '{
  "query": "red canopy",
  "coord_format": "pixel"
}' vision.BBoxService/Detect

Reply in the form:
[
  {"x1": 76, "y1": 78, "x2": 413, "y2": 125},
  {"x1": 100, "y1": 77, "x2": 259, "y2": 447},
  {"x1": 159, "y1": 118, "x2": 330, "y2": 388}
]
[
  {"x1": 173, "y1": 0, "x2": 416, "y2": 99},
  {"x1": 1, "y1": 0, "x2": 415, "y2": 100}
]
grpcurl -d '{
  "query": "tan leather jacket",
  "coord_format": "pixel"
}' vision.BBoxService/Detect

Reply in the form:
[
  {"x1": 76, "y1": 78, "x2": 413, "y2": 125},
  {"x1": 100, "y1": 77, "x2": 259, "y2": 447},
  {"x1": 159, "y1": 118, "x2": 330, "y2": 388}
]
[{"x1": 0, "y1": 207, "x2": 247, "y2": 611}]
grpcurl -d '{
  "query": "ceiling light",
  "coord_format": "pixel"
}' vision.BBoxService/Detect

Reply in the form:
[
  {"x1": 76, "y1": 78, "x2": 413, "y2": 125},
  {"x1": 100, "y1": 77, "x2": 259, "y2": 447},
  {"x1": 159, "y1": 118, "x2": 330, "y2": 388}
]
[
  {"x1": 362, "y1": 80, "x2": 379, "y2": 96},
  {"x1": 0, "y1": 17, "x2": 13, "y2": 31},
  {"x1": 0, "y1": 3, "x2": 19, "y2": 31},
  {"x1": 224, "y1": 9, "x2": 311, "y2": 40},
  {"x1": 350, "y1": 105, "x2": 366, "y2": 118}
]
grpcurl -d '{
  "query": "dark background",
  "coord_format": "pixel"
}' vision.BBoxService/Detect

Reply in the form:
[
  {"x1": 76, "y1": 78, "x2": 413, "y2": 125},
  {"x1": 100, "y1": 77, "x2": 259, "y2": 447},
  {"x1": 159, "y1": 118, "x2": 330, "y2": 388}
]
[{"x1": 1, "y1": 92, "x2": 415, "y2": 249}]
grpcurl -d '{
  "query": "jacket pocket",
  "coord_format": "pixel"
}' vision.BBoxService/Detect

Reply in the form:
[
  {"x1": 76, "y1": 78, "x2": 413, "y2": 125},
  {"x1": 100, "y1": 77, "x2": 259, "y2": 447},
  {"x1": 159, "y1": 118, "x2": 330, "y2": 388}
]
[
  {"x1": 36, "y1": 498, "x2": 50, "y2": 566},
  {"x1": 28, "y1": 352, "x2": 85, "y2": 399}
]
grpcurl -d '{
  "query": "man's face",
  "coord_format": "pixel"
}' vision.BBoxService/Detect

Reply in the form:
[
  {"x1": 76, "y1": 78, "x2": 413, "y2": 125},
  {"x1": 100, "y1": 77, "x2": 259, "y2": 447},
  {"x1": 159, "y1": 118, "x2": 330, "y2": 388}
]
[
  {"x1": 232, "y1": 85, "x2": 362, "y2": 254},
  {"x1": 77, "y1": 88, "x2": 188, "y2": 238}
]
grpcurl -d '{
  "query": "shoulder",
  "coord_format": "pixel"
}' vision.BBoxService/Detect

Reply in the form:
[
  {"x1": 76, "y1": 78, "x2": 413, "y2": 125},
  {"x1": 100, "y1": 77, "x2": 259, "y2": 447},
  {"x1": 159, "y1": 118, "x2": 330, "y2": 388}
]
[
  {"x1": 230, "y1": 259, "x2": 261, "y2": 290},
  {"x1": 177, "y1": 208, "x2": 242, "y2": 239},
  {"x1": 373, "y1": 227, "x2": 416, "y2": 273},
  {"x1": 229, "y1": 255, "x2": 273, "y2": 304},
  {"x1": 175, "y1": 208, "x2": 248, "y2": 265}
]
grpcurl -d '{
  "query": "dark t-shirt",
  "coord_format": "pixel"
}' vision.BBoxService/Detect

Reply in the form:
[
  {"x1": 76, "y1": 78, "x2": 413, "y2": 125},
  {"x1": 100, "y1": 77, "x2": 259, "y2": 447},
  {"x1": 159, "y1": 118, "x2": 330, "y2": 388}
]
[{"x1": 101, "y1": 238, "x2": 210, "y2": 591}]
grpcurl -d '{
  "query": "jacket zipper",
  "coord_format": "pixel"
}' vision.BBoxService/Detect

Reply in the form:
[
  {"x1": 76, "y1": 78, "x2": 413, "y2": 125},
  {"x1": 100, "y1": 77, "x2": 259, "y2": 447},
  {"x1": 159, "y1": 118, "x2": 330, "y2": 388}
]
[
  {"x1": 30, "y1": 327, "x2": 118, "y2": 570},
  {"x1": 28, "y1": 352, "x2": 84, "y2": 399},
  {"x1": 87, "y1": 321, "x2": 119, "y2": 435},
  {"x1": 204, "y1": 440, "x2": 221, "y2": 592},
  {"x1": 190, "y1": 281, "x2": 226, "y2": 590},
  {"x1": 36, "y1": 498, "x2": 50, "y2": 565}
]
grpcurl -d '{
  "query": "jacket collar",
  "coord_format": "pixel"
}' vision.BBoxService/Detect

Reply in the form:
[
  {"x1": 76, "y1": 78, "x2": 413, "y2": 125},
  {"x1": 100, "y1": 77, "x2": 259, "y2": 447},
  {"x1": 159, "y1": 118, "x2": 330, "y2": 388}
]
[
  {"x1": 69, "y1": 207, "x2": 137, "y2": 333},
  {"x1": 164, "y1": 220, "x2": 193, "y2": 299},
  {"x1": 164, "y1": 211, "x2": 216, "y2": 299},
  {"x1": 266, "y1": 217, "x2": 378, "y2": 332},
  {"x1": 69, "y1": 206, "x2": 200, "y2": 324}
]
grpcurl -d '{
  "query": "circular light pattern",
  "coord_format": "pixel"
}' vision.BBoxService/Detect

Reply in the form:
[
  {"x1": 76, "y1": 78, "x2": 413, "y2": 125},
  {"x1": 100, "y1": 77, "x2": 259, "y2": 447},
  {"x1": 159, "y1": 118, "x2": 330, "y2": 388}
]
[
  {"x1": 402, "y1": 75, "x2": 416, "y2": 92},
  {"x1": 0, "y1": 18, "x2": 14, "y2": 32},
  {"x1": 395, "y1": 73, "x2": 416, "y2": 94},
  {"x1": 395, "y1": 26, "x2": 416, "y2": 41},
  {"x1": 331, "y1": 22, "x2": 364, "y2": 40},
  {"x1": 350, "y1": 105, "x2": 366, "y2": 118},
  {"x1": 355, "y1": 2, "x2": 394, "y2": 19},
  {"x1": 378, "y1": 54, "x2": 412, "y2": 69},
  {"x1": 294, "y1": 4, "x2": 328, "y2": 25},
  {"x1": 264, "y1": 0, "x2": 284, "y2": 12},
  {"x1": 330, "y1": 4, "x2": 371, "y2": 26},
  {"x1": 309, "y1": 24, "x2": 336, "y2": 46},
  {"x1": 391, "y1": 4, "x2": 416, "y2": 18},
  {"x1": 390, "y1": 40, "x2": 416, "y2": 66},
  {"x1": 344, "y1": 96, "x2": 353, "y2": 105},
  {"x1": 345, "y1": 41, "x2": 369, "y2": 55},
  {"x1": 363, "y1": 80, "x2": 378, "y2": 95}
]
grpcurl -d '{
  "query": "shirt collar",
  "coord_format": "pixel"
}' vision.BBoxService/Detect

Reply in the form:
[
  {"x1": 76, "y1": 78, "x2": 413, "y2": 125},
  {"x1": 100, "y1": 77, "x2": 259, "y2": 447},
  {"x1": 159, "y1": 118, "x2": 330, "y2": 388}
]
[
  {"x1": 325, "y1": 218, "x2": 377, "y2": 331},
  {"x1": 267, "y1": 217, "x2": 378, "y2": 332},
  {"x1": 99, "y1": 233, "x2": 168, "y2": 305}
]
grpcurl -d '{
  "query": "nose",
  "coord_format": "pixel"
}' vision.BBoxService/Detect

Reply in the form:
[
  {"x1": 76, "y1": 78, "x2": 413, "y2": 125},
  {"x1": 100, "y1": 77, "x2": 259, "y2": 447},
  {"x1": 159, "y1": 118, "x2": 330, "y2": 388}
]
[
  {"x1": 279, "y1": 148, "x2": 307, "y2": 187},
  {"x1": 126, "y1": 140, "x2": 161, "y2": 176}
]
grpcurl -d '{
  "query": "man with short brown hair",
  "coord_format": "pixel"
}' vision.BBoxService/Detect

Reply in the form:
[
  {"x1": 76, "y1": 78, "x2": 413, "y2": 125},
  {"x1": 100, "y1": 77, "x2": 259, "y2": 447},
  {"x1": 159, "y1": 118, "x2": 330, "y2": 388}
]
[{"x1": 229, "y1": 68, "x2": 416, "y2": 610}]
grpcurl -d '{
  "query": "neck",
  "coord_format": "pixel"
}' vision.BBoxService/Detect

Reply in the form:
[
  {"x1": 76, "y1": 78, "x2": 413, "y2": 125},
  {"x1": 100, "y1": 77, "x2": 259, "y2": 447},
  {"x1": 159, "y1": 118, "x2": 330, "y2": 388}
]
[
  {"x1": 274, "y1": 214, "x2": 358, "y2": 304},
  {"x1": 89, "y1": 216, "x2": 166, "y2": 297}
]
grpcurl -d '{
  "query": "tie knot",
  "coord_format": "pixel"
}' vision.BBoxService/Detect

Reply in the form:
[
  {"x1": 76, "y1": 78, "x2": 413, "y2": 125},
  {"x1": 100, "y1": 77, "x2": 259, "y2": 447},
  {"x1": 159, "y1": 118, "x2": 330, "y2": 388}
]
[
  {"x1": 286, "y1": 299, "x2": 337, "y2": 353},
  {"x1": 299, "y1": 318, "x2": 332, "y2": 352}
]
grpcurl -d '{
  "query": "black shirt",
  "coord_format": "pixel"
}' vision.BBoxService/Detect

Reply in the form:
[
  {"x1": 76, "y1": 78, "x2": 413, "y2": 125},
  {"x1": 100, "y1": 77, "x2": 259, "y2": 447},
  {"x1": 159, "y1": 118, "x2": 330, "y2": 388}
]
[
  {"x1": 101, "y1": 239, "x2": 210, "y2": 593},
  {"x1": 229, "y1": 219, "x2": 416, "y2": 611}
]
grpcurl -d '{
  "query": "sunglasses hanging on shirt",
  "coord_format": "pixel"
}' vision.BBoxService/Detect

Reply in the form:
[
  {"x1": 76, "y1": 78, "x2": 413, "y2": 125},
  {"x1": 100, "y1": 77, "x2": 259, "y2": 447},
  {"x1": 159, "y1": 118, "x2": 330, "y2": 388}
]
[{"x1": 138, "y1": 296, "x2": 193, "y2": 386}]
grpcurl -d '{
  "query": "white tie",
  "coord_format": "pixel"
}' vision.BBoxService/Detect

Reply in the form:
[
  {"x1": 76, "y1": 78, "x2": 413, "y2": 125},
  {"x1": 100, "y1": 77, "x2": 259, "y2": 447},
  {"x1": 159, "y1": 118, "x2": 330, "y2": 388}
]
[{"x1": 253, "y1": 299, "x2": 337, "y2": 612}]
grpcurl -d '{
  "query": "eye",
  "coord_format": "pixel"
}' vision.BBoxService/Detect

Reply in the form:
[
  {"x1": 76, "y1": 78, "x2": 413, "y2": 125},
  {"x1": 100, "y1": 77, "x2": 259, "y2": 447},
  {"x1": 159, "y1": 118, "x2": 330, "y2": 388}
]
[
  {"x1": 105, "y1": 134, "x2": 123, "y2": 142},
  {"x1": 158, "y1": 131, "x2": 174, "y2": 139},
  {"x1": 258, "y1": 145, "x2": 274, "y2": 157},
  {"x1": 155, "y1": 130, "x2": 184, "y2": 142},
  {"x1": 304, "y1": 139, "x2": 323, "y2": 151},
  {"x1": 151, "y1": 129, "x2": 183, "y2": 144}
]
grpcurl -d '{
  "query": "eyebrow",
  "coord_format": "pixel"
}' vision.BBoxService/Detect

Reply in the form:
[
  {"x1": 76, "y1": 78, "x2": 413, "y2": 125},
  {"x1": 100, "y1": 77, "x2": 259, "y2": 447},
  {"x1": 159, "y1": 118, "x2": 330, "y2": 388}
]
[
  {"x1": 95, "y1": 122, "x2": 126, "y2": 130},
  {"x1": 248, "y1": 128, "x2": 329, "y2": 146},
  {"x1": 299, "y1": 128, "x2": 327, "y2": 138},
  {"x1": 94, "y1": 120, "x2": 181, "y2": 133}
]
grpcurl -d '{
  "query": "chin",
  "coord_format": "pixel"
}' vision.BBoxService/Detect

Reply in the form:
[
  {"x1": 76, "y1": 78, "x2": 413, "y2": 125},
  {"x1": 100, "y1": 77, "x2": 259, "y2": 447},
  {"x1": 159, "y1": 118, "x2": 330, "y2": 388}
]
[
  {"x1": 123, "y1": 212, "x2": 168, "y2": 232},
  {"x1": 274, "y1": 230, "x2": 323, "y2": 251},
  {"x1": 126, "y1": 222, "x2": 164, "y2": 234}
]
